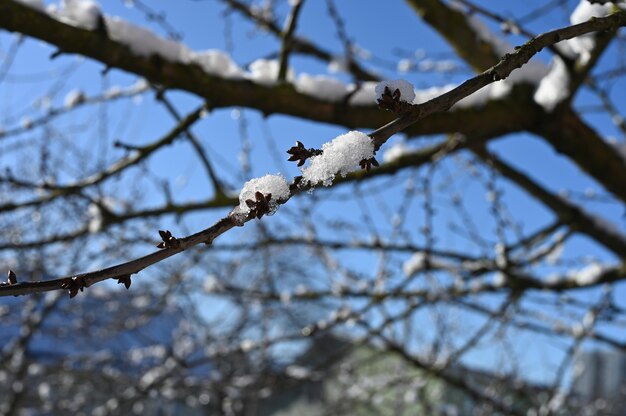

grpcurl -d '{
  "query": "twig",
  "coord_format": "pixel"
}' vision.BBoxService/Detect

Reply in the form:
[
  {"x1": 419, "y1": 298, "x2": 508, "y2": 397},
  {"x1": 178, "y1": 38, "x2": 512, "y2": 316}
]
[
  {"x1": 0, "y1": 104, "x2": 207, "y2": 214},
  {"x1": 277, "y1": 0, "x2": 305, "y2": 82},
  {"x1": 154, "y1": 88, "x2": 228, "y2": 197}
]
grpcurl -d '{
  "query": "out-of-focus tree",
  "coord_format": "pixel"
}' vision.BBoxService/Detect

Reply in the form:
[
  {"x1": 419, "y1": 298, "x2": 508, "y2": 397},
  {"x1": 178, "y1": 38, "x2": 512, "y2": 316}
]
[{"x1": 1, "y1": 0, "x2": 626, "y2": 414}]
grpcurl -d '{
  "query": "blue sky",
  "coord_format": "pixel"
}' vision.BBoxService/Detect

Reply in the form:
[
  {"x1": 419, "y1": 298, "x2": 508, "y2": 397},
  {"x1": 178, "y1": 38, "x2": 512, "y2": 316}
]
[{"x1": 1, "y1": 0, "x2": 626, "y2": 388}]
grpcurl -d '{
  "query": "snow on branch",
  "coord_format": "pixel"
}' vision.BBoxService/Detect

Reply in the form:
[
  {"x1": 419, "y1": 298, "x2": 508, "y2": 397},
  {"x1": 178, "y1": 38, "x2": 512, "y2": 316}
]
[
  {"x1": 49, "y1": 0, "x2": 103, "y2": 30},
  {"x1": 237, "y1": 174, "x2": 291, "y2": 218},
  {"x1": 6, "y1": 0, "x2": 623, "y2": 128},
  {"x1": 568, "y1": 0, "x2": 624, "y2": 63},
  {"x1": 532, "y1": 0, "x2": 625, "y2": 111},
  {"x1": 300, "y1": 131, "x2": 375, "y2": 186}
]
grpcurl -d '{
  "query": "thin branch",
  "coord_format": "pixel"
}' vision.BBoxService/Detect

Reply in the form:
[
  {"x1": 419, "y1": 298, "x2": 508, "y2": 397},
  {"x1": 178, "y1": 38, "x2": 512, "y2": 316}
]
[
  {"x1": 0, "y1": 104, "x2": 207, "y2": 214},
  {"x1": 370, "y1": 9, "x2": 626, "y2": 148},
  {"x1": 217, "y1": 0, "x2": 379, "y2": 81},
  {"x1": 473, "y1": 145, "x2": 626, "y2": 258},
  {"x1": 277, "y1": 0, "x2": 304, "y2": 82},
  {"x1": 153, "y1": 88, "x2": 228, "y2": 197}
]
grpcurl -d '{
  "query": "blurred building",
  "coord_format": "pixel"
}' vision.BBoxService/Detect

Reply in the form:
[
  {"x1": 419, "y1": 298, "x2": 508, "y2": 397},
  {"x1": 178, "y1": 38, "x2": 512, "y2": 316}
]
[{"x1": 572, "y1": 350, "x2": 626, "y2": 415}]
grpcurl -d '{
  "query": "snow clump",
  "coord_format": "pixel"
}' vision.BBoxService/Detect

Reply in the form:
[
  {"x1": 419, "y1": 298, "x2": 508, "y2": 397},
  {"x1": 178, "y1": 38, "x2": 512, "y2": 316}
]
[
  {"x1": 64, "y1": 89, "x2": 86, "y2": 108},
  {"x1": 569, "y1": 0, "x2": 617, "y2": 64},
  {"x1": 348, "y1": 82, "x2": 378, "y2": 106},
  {"x1": 301, "y1": 131, "x2": 375, "y2": 186},
  {"x1": 104, "y1": 16, "x2": 191, "y2": 62},
  {"x1": 238, "y1": 174, "x2": 290, "y2": 215},
  {"x1": 382, "y1": 140, "x2": 412, "y2": 163},
  {"x1": 571, "y1": 262, "x2": 605, "y2": 286},
  {"x1": 534, "y1": 57, "x2": 570, "y2": 112},
  {"x1": 295, "y1": 74, "x2": 348, "y2": 101},
  {"x1": 190, "y1": 50, "x2": 244, "y2": 79},
  {"x1": 58, "y1": 0, "x2": 103, "y2": 30},
  {"x1": 247, "y1": 59, "x2": 295, "y2": 85}
]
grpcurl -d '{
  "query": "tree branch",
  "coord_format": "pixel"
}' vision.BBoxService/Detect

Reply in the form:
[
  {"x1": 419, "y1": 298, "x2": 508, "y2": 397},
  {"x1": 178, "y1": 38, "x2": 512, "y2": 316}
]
[
  {"x1": 404, "y1": 0, "x2": 502, "y2": 72},
  {"x1": 277, "y1": 0, "x2": 305, "y2": 82},
  {"x1": 473, "y1": 145, "x2": 626, "y2": 259}
]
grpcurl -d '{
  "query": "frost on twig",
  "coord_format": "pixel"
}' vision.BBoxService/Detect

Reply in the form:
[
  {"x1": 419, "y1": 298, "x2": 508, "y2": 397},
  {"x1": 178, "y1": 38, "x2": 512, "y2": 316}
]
[{"x1": 64, "y1": 89, "x2": 86, "y2": 108}]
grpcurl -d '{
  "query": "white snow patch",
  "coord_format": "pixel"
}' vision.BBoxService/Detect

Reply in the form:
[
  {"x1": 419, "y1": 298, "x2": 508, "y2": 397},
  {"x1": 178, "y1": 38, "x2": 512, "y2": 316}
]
[
  {"x1": 436, "y1": 60, "x2": 458, "y2": 72},
  {"x1": 375, "y1": 79, "x2": 416, "y2": 104},
  {"x1": 87, "y1": 203, "x2": 104, "y2": 233},
  {"x1": 403, "y1": 252, "x2": 427, "y2": 277},
  {"x1": 238, "y1": 174, "x2": 290, "y2": 214},
  {"x1": 397, "y1": 59, "x2": 414, "y2": 73},
  {"x1": 534, "y1": 57, "x2": 570, "y2": 112},
  {"x1": 20, "y1": 116, "x2": 33, "y2": 129},
  {"x1": 415, "y1": 85, "x2": 454, "y2": 105},
  {"x1": 190, "y1": 50, "x2": 244, "y2": 79},
  {"x1": 382, "y1": 140, "x2": 412, "y2": 163},
  {"x1": 491, "y1": 60, "x2": 548, "y2": 99},
  {"x1": 493, "y1": 272, "x2": 507, "y2": 287},
  {"x1": 386, "y1": 57, "x2": 546, "y2": 110},
  {"x1": 45, "y1": 3, "x2": 59, "y2": 14},
  {"x1": 57, "y1": 0, "x2": 102, "y2": 30},
  {"x1": 104, "y1": 86, "x2": 122, "y2": 99},
  {"x1": 64, "y1": 89, "x2": 85, "y2": 108},
  {"x1": 495, "y1": 242, "x2": 507, "y2": 268},
  {"x1": 51, "y1": 6, "x2": 287, "y2": 85},
  {"x1": 295, "y1": 73, "x2": 348, "y2": 101},
  {"x1": 104, "y1": 16, "x2": 191, "y2": 62},
  {"x1": 131, "y1": 78, "x2": 150, "y2": 92},
  {"x1": 328, "y1": 56, "x2": 348, "y2": 73},
  {"x1": 454, "y1": 59, "x2": 548, "y2": 108},
  {"x1": 247, "y1": 59, "x2": 294, "y2": 85},
  {"x1": 300, "y1": 131, "x2": 374, "y2": 186},
  {"x1": 240, "y1": 339, "x2": 255, "y2": 352},
  {"x1": 418, "y1": 59, "x2": 436, "y2": 71},
  {"x1": 571, "y1": 262, "x2": 605, "y2": 286},
  {"x1": 86, "y1": 198, "x2": 119, "y2": 233},
  {"x1": 554, "y1": 39, "x2": 579, "y2": 61},
  {"x1": 203, "y1": 275, "x2": 223, "y2": 293},
  {"x1": 348, "y1": 81, "x2": 378, "y2": 106},
  {"x1": 285, "y1": 365, "x2": 311, "y2": 380},
  {"x1": 569, "y1": 0, "x2": 615, "y2": 64}
]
